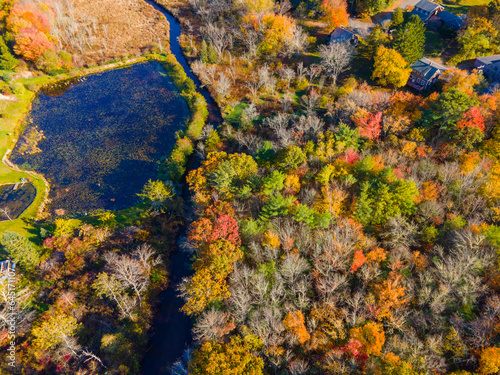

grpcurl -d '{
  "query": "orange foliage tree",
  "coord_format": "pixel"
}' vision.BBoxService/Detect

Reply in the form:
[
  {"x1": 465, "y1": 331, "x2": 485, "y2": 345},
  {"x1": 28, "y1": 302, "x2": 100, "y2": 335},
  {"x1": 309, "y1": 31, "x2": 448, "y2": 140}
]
[
  {"x1": 321, "y1": 0, "x2": 349, "y2": 32},
  {"x1": 373, "y1": 270, "x2": 407, "y2": 319},
  {"x1": 349, "y1": 321, "x2": 385, "y2": 357},
  {"x1": 478, "y1": 347, "x2": 500, "y2": 374},
  {"x1": 7, "y1": 4, "x2": 54, "y2": 61},
  {"x1": 283, "y1": 310, "x2": 310, "y2": 344}
]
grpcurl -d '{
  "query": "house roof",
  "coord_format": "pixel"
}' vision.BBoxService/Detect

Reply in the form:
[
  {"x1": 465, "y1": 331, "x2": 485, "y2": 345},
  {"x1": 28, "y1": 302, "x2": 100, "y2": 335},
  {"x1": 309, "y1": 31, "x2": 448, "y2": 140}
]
[
  {"x1": 330, "y1": 27, "x2": 357, "y2": 43},
  {"x1": 437, "y1": 11, "x2": 465, "y2": 28},
  {"x1": 414, "y1": 0, "x2": 443, "y2": 13},
  {"x1": 409, "y1": 9, "x2": 429, "y2": 23},
  {"x1": 476, "y1": 55, "x2": 500, "y2": 66},
  {"x1": 410, "y1": 57, "x2": 448, "y2": 80}
]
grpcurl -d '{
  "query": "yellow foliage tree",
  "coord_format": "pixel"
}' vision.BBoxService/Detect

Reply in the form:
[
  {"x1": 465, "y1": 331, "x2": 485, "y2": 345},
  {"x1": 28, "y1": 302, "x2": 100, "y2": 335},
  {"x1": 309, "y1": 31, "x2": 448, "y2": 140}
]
[
  {"x1": 442, "y1": 68, "x2": 481, "y2": 95},
  {"x1": 189, "y1": 334, "x2": 264, "y2": 375},
  {"x1": 262, "y1": 230, "x2": 281, "y2": 249},
  {"x1": 372, "y1": 46, "x2": 411, "y2": 88},
  {"x1": 32, "y1": 311, "x2": 80, "y2": 350},
  {"x1": 314, "y1": 184, "x2": 347, "y2": 217},
  {"x1": 258, "y1": 14, "x2": 295, "y2": 56},
  {"x1": 239, "y1": 0, "x2": 275, "y2": 14},
  {"x1": 180, "y1": 267, "x2": 230, "y2": 316}
]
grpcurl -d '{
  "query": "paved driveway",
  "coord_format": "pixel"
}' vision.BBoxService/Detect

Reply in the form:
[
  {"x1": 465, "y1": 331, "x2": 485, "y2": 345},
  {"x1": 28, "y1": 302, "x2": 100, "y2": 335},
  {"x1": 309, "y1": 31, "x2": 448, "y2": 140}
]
[{"x1": 348, "y1": 0, "x2": 421, "y2": 36}]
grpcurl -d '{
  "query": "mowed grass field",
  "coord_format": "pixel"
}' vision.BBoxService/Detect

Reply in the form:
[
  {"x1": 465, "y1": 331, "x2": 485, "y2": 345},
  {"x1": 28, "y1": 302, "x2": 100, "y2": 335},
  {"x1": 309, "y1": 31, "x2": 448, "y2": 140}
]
[{"x1": 444, "y1": 0, "x2": 490, "y2": 14}]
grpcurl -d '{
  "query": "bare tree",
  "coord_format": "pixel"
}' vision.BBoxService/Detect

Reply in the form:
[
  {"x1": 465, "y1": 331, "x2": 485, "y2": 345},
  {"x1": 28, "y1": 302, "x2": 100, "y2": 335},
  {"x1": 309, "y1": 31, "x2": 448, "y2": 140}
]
[
  {"x1": 215, "y1": 72, "x2": 231, "y2": 98},
  {"x1": 103, "y1": 245, "x2": 159, "y2": 307},
  {"x1": 279, "y1": 66, "x2": 296, "y2": 90},
  {"x1": 258, "y1": 64, "x2": 276, "y2": 94},
  {"x1": 203, "y1": 23, "x2": 233, "y2": 61},
  {"x1": 246, "y1": 74, "x2": 263, "y2": 101},
  {"x1": 0, "y1": 207, "x2": 12, "y2": 221},
  {"x1": 319, "y1": 42, "x2": 353, "y2": 86},
  {"x1": 287, "y1": 26, "x2": 309, "y2": 56}
]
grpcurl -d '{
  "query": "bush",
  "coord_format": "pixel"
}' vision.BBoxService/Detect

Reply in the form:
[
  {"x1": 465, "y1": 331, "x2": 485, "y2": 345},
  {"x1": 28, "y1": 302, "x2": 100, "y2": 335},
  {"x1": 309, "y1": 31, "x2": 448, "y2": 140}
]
[
  {"x1": 2, "y1": 72, "x2": 12, "y2": 82},
  {"x1": 35, "y1": 50, "x2": 61, "y2": 75},
  {"x1": 10, "y1": 82, "x2": 25, "y2": 95}
]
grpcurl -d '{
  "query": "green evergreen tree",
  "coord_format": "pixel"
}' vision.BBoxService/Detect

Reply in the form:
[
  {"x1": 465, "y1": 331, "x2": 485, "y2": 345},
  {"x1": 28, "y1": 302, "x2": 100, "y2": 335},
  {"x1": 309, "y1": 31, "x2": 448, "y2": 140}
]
[
  {"x1": 357, "y1": 25, "x2": 389, "y2": 64},
  {"x1": 1, "y1": 232, "x2": 41, "y2": 271},
  {"x1": 208, "y1": 41, "x2": 218, "y2": 64},
  {"x1": 390, "y1": 8, "x2": 404, "y2": 29},
  {"x1": 199, "y1": 40, "x2": 208, "y2": 63},
  {"x1": 0, "y1": 36, "x2": 17, "y2": 71},
  {"x1": 392, "y1": 15, "x2": 426, "y2": 64}
]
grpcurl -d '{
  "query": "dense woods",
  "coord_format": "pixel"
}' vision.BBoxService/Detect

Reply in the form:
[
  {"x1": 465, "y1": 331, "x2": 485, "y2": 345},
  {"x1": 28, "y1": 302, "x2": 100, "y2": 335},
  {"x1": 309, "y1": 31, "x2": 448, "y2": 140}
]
[{"x1": 3, "y1": 0, "x2": 500, "y2": 373}]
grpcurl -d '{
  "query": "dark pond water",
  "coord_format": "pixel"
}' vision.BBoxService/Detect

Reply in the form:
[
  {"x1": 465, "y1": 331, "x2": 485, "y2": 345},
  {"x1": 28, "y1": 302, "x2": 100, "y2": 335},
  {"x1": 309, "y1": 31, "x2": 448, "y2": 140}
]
[
  {"x1": 0, "y1": 182, "x2": 36, "y2": 220},
  {"x1": 11, "y1": 62, "x2": 190, "y2": 216},
  {"x1": 144, "y1": 0, "x2": 222, "y2": 124}
]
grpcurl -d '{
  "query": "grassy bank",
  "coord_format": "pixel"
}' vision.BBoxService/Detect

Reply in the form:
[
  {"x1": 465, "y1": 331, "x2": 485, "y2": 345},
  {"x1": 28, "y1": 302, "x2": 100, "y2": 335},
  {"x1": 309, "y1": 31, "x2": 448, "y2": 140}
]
[
  {"x1": 0, "y1": 56, "x2": 151, "y2": 237},
  {"x1": 155, "y1": 53, "x2": 208, "y2": 183}
]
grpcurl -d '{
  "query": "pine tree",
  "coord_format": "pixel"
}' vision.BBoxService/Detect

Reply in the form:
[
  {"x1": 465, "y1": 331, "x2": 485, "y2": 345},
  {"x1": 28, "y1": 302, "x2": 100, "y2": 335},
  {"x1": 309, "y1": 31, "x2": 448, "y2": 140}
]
[
  {"x1": 392, "y1": 15, "x2": 426, "y2": 64},
  {"x1": 0, "y1": 36, "x2": 17, "y2": 71},
  {"x1": 357, "y1": 25, "x2": 389, "y2": 64},
  {"x1": 390, "y1": 8, "x2": 404, "y2": 29},
  {"x1": 208, "y1": 41, "x2": 217, "y2": 64},
  {"x1": 1, "y1": 231, "x2": 41, "y2": 271},
  {"x1": 199, "y1": 39, "x2": 208, "y2": 63}
]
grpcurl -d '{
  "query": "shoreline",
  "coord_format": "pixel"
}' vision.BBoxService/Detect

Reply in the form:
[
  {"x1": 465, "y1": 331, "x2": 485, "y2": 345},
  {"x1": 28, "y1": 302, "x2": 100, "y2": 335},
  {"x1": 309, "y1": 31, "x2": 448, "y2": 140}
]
[{"x1": 0, "y1": 51, "x2": 207, "y2": 234}]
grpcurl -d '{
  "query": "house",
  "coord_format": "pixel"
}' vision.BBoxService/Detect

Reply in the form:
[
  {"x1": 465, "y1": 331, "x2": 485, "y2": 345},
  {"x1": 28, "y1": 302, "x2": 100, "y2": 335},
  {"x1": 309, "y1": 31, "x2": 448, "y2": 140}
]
[
  {"x1": 407, "y1": 57, "x2": 448, "y2": 91},
  {"x1": 474, "y1": 55, "x2": 500, "y2": 82},
  {"x1": 329, "y1": 27, "x2": 359, "y2": 46},
  {"x1": 410, "y1": 0, "x2": 444, "y2": 24},
  {"x1": 433, "y1": 11, "x2": 466, "y2": 30}
]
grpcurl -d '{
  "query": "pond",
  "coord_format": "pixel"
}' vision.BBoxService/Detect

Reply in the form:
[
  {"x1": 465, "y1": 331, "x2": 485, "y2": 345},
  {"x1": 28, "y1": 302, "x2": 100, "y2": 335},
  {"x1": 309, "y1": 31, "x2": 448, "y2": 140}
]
[
  {"x1": 10, "y1": 62, "x2": 190, "y2": 217},
  {"x1": 0, "y1": 182, "x2": 36, "y2": 221}
]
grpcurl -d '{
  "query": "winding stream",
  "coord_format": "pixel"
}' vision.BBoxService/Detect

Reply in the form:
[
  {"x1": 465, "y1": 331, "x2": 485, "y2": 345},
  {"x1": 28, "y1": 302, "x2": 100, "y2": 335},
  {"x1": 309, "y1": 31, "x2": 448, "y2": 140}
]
[
  {"x1": 144, "y1": 0, "x2": 222, "y2": 124},
  {"x1": 141, "y1": 2, "x2": 222, "y2": 374}
]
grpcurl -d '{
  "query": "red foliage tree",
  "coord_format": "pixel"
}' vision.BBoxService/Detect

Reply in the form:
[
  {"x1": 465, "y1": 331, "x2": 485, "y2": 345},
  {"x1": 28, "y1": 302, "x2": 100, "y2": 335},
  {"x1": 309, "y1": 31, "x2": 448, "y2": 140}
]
[
  {"x1": 457, "y1": 106, "x2": 485, "y2": 131},
  {"x1": 353, "y1": 111, "x2": 382, "y2": 140},
  {"x1": 350, "y1": 250, "x2": 367, "y2": 273}
]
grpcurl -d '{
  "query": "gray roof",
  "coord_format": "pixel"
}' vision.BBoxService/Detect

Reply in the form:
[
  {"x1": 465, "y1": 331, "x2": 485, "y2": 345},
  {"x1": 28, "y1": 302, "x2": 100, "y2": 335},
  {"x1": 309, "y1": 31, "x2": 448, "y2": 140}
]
[
  {"x1": 410, "y1": 57, "x2": 448, "y2": 80},
  {"x1": 330, "y1": 27, "x2": 357, "y2": 43},
  {"x1": 414, "y1": 0, "x2": 442, "y2": 12},
  {"x1": 437, "y1": 11, "x2": 465, "y2": 28},
  {"x1": 476, "y1": 55, "x2": 500, "y2": 66}
]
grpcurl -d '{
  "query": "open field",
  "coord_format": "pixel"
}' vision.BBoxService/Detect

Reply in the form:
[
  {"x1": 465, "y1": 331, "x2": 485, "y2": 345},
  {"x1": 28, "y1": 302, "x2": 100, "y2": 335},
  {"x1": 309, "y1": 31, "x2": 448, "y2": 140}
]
[
  {"x1": 444, "y1": 0, "x2": 490, "y2": 14},
  {"x1": 70, "y1": 0, "x2": 170, "y2": 64}
]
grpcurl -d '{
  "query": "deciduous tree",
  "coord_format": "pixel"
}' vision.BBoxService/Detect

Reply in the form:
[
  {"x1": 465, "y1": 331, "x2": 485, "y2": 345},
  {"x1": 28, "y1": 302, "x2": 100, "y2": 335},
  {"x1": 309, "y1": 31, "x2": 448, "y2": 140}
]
[{"x1": 371, "y1": 46, "x2": 411, "y2": 87}]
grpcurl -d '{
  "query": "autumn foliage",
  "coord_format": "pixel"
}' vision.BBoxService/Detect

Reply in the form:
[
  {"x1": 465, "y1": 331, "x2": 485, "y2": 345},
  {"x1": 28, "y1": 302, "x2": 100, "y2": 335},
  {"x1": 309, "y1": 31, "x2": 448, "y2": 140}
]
[
  {"x1": 283, "y1": 310, "x2": 310, "y2": 344},
  {"x1": 321, "y1": 0, "x2": 349, "y2": 32}
]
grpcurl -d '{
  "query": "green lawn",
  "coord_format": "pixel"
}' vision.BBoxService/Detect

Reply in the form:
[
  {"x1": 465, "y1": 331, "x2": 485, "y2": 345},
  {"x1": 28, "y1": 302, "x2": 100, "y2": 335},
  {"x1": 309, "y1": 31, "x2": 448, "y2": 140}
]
[
  {"x1": 444, "y1": 0, "x2": 489, "y2": 14},
  {"x1": 0, "y1": 80, "x2": 50, "y2": 237},
  {"x1": 425, "y1": 30, "x2": 445, "y2": 57}
]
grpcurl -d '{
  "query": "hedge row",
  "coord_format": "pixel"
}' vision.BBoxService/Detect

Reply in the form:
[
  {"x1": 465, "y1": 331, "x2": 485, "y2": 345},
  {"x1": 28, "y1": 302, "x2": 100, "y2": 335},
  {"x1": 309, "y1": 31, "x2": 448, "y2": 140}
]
[{"x1": 156, "y1": 53, "x2": 209, "y2": 182}]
